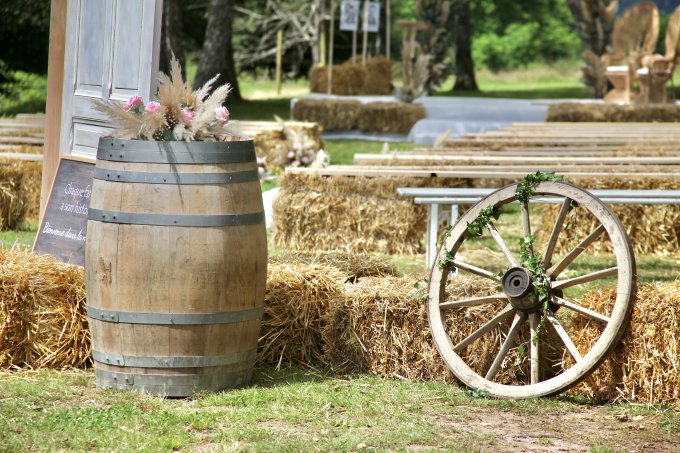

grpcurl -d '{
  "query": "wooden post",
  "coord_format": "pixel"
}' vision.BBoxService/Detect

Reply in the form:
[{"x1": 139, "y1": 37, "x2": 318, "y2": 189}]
[
  {"x1": 41, "y1": 0, "x2": 68, "y2": 222},
  {"x1": 386, "y1": 0, "x2": 391, "y2": 60},
  {"x1": 275, "y1": 29, "x2": 283, "y2": 94},
  {"x1": 320, "y1": 31, "x2": 326, "y2": 66},
  {"x1": 362, "y1": 2, "x2": 368, "y2": 66},
  {"x1": 327, "y1": 1, "x2": 336, "y2": 94},
  {"x1": 352, "y1": 30, "x2": 357, "y2": 63}
]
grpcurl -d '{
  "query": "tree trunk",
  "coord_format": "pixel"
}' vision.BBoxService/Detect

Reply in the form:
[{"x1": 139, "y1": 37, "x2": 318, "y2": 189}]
[
  {"x1": 452, "y1": 0, "x2": 478, "y2": 91},
  {"x1": 159, "y1": 0, "x2": 186, "y2": 78},
  {"x1": 193, "y1": 0, "x2": 242, "y2": 101}
]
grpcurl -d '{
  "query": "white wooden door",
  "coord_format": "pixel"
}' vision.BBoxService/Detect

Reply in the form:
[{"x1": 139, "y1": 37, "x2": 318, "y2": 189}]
[{"x1": 60, "y1": 0, "x2": 162, "y2": 159}]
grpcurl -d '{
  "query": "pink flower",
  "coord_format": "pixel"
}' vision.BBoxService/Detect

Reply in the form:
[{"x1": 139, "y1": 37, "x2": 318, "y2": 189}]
[
  {"x1": 180, "y1": 107, "x2": 195, "y2": 124},
  {"x1": 258, "y1": 166, "x2": 265, "y2": 175},
  {"x1": 293, "y1": 142, "x2": 302, "y2": 150},
  {"x1": 145, "y1": 101, "x2": 161, "y2": 113},
  {"x1": 287, "y1": 151, "x2": 295, "y2": 159},
  {"x1": 215, "y1": 106, "x2": 230, "y2": 124},
  {"x1": 123, "y1": 95, "x2": 143, "y2": 112},
  {"x1": 301, "y1": 156, "x2": 310, "y2": 164}
]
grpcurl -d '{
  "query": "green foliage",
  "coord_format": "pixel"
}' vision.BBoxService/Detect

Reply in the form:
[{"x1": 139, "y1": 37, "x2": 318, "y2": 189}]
[
  {"x1": 470, "y1": 0, "x2": 581, "y2": 72},
  {"x1": 516, "y1": 171, "x2": 564, "y2": 203},
  {"x1": 466, "y1": 205, "x2": 500, "y2": 238}
]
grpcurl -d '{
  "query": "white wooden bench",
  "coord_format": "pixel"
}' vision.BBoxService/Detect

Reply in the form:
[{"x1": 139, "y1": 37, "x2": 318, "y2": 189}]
[{"x1": 397, "y1": 187, "x2": 680, "y2": 267}]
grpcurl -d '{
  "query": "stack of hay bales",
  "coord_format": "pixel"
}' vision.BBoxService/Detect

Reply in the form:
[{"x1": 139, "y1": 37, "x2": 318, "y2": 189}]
[
  {"x1": 546, "y1": 102, "x2": 680, "y2": 122},
  {"x1": 539, "y1": 177, "x2": 680, "y2": 255},
  {"x1": 310, "y1": 56, "x2": 392, "y2": 95},
  {"x1": 1, "y1": 249, "x2": 680, "y2": 405},
  {"x1": 272, "y1": 172, "x2": 470, "y2": 254},
  {"x1": 0, "y1": 249, "x2": 89, "y2": 369}
]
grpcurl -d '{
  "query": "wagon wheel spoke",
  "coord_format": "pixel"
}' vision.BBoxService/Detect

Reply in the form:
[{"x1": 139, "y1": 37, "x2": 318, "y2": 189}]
[
  {"x1": 529, "y1": 313, "x2": 540, "y2": 384},
  {"x1": 551, "y1": 295, "x2": 611, "y2": 324},
  {"x1": 487, "y1": 223, "x2": 519, "y2": 267},
  {"x1": 485, "y1": 312, "x2": 527, "y2": 381},
  {"x1": 520, "y1": 201, "x2": 534, "y2": 255},
  {"x1": 542, "y1": 197, "x2": 572, "y2": 267},
  {"x1": 440, "y1": 293, "x2": 508, "y2": 310},
  {"x1": 551, "y1": 267, "x2": 618, "y2": 291},
  {"x1": 453, "y1": 305, "x2": 515, "y2": 353},
  {"x1": 547, "y1": 224, "x2": 606, "y2": 278},
  {"x1": 544, "y1": 309, "x2": 583, "y2": 363},
  {"x1": 451, "y1": 259, "x2": 500, "y2": 281}
]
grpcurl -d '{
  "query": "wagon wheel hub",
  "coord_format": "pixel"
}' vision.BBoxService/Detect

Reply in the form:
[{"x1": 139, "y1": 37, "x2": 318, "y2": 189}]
[{"x1": 502, "y1": 267, "x2": 542, "y2": 312}]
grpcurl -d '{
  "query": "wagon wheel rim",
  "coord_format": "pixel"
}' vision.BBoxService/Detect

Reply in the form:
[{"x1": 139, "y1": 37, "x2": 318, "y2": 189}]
[{"x1": 428, "y1": 181, "x2": 636, "y2": 399}]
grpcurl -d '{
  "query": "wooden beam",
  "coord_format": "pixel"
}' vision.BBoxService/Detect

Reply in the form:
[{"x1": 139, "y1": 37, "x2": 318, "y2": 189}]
[{"x1": 41, "y1": 0, "x2": 68, "y2": 222}]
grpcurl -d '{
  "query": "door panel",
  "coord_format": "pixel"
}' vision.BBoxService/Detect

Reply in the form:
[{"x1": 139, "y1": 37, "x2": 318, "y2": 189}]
[{"x1": 60, "y1": 0, "x2": 161, "y2": 160}]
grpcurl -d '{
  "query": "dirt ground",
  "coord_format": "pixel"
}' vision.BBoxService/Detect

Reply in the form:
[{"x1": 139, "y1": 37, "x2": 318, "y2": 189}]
[{"x1": 423, "y1": 404, "x2": 680, "y2": 452}]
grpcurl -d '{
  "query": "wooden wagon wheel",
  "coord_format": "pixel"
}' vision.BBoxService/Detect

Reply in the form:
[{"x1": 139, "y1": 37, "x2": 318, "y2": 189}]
[{"x1": 428, "y1": 181, "x2": 636, "y2": 399}]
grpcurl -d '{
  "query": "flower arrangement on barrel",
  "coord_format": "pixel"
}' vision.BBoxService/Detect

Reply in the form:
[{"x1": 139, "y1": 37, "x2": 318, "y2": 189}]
[
  {"x1": 93, "y1": 57, "x2": 234, "y2": 142},
  {"x1": 94, "y1": 57, "x2": 326, "y2": 178}
]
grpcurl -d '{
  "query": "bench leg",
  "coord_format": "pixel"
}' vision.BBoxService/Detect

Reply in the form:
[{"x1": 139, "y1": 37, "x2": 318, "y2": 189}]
[{"x1": 427, "y1": 204, "x2": 439, "y2": 268}]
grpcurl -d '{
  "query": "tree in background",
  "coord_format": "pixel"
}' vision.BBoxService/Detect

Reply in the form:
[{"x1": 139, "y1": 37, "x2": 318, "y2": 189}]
[
  {"x1": 567, "y1": 0, "x2": 618, "y2": 98},
  {"x1": 470, "y1": 0, "x2": 581, "y2": 72},
  {"x1": 159, "y1": 0, "x2": 187, "y2": 79},
  {"x1": 415, "y1": 0, "x2": 456, "y2": 93},
  {"x1": 193, "y1": 0, "x2": 242, "y2": 101},
  {"x1": 452, "y1": 0, "x2": 478, "y2": 91}
]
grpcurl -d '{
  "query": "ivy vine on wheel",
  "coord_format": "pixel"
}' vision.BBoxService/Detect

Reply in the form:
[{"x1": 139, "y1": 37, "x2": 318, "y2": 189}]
[{"x1": 429, "y1": 174, "x2": 636, "y2": 399}]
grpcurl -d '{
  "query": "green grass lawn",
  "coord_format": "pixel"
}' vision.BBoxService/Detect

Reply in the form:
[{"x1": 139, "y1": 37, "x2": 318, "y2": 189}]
[{"x1": 0, "y1": 367, "x2": 677, "y2": 452}]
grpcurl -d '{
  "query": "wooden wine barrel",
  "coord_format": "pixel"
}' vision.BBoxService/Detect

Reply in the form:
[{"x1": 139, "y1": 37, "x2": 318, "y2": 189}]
[{"x1": 85, "y1": 137, "x2": 267, "y2": 397}]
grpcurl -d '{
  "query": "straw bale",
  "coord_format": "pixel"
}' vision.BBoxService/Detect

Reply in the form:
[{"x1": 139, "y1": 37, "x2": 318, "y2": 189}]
[
  {"x1": 292, "y1": 98, "x2": 361, "y2": 131},
  {"x1": 251, "y1": 122, "x2": 324, "y2": 171},
  {"x1": 570, "y1": 282, "x2": 680, "y2": 406},
  {"x1": 0, "y1": 249, "x2": 89, "y2": 370},
  {"x1": 539, "y1": 177, "x2": 680, "y2": 255},
  {"x1": 310, "y1": 64, "x2": 367, "y2": 95},
  {"x1": 363, "y1": 56, "x2": 393, "y2": 95},
  {"x1": 356, "y1": 102, "x2": 427, "y2": 133},
  {"x1": 271, "y1": 251, "x2": 399, "y2": 282},
  {"x1": 0, "y1": 161, "x2": 31, "y2": 230},
  {"x1": 271, "y1": 172, "x2": 470, "y2": 254},
  {"x1": 323, "y1": 273, "x2": 562, "y2": 384},
  {"x1": 546, "y1": 102, "x2": 680, "y2": 122},
  {"x1": 257, "y1": 260, "x2": 346, "y2": 368}
]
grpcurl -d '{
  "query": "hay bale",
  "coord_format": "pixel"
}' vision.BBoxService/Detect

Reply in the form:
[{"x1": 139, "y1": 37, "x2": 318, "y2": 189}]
[
  {"x1": 571, "y1": 282, "x2": 680, "y2": 405},
  {"x1": 0, "y1": 249, "x2": 89, "y2": 370},
  {"x1": 292, "y1": 99, "x2": 361, "y2": 131},
  {"x1": 271, "y1": 251, "x2": 399, "y2": 282},
  {"x1": 323, "y1": 273, "x2": 562, "y2": 384},
  {"x1": 0, "y1": 161, "x2": 31, "y2": 230},
  {"x1": 271, "y1": 172, "x2": 470, "y2": 254},
  {"x1": 363, "y1": 56, "x2": 393, "y2": 95},
  {"x1": 310, "y1": 64, "x2": 367, "y2": 95},
  {"x1": 356, "y1": 102, "x2": 427, "y2": 133},
  {"x1": 546, "y1": 102, "x2": 680, "y2": 122},
  {"x1": 538, "y1": 177, "x2": 680, "y2": 255},
  {"x1": 257, "y1": 260, "x2": 346, "y2": 367},
  {"x1": 251, "y1": 122, "x2": 324, "y2": 172}
]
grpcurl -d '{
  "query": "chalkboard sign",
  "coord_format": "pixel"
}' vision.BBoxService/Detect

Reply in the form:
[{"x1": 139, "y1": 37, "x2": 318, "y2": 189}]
[{"x1": 33, "y1": 156, "x2": 95, "y2": 266}]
